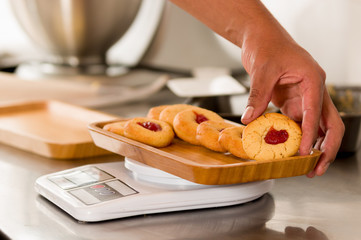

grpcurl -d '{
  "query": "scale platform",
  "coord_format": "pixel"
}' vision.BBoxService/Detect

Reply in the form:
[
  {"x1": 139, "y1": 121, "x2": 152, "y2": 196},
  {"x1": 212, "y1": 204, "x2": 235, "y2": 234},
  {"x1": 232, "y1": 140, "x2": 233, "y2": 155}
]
[{"x1": 35, "y1": 158, "x2": 274, "y2": 222}]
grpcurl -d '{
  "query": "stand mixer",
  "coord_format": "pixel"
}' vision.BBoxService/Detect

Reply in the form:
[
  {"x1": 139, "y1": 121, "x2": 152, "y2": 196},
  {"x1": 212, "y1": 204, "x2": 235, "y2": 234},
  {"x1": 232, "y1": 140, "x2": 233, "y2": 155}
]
[{"x1": 10, "y1": 0, "x2": 143, "y2": 77}]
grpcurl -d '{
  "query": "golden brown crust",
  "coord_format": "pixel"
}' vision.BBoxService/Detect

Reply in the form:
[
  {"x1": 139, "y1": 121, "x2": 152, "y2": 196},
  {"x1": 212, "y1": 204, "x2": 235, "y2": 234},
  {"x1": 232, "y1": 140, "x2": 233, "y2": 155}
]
[
  {"x1": 173, "y1": 108, "x2": 224, "y2": 145},
  {"x1": 196, "y1": 120, "x2": 235, "y2": 152},
  {"x1": 242, "y1": 113, "x2": 302, "y2": 160},
  {"x1": 219, "y1": 126, "x2": 248, "y2": 159},
  {"x1": 124, "y1": 117, "x2": 174, "y2": 148},
  {"x1": 158, "y1": 104, "x2": 198, "y2": 127},
  {"x1": 103, "y1": 121, "x2": 128, "y2": 136},
  {"x1": 146, "y1": 105, "x2": 170, "y2": 120}
]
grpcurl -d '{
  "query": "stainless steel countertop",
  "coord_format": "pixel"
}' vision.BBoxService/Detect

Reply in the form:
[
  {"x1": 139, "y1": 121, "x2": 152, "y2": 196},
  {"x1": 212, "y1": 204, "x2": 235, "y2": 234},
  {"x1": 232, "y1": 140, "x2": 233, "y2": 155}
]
[{"x1": 0, "y1": 73, "x2": 360, "y2": 240}]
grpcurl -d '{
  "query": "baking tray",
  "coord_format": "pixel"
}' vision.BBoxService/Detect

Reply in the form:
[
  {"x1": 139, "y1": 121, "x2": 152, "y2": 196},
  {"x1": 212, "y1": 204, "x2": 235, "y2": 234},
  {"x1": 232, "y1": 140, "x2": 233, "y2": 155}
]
[
  {"x1": 0, "y1": 100, "x2": 116, "y2": 159},
  {"x1": 89, "y1": 120, "x2": 321, "y2": 185}
]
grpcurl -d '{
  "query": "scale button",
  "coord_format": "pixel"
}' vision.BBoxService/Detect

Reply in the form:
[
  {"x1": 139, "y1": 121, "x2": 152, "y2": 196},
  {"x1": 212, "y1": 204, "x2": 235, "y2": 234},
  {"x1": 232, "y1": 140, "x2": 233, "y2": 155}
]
[
  {"x1": 94, "y1": 187, "x2": 115, "y2": 195},
  {"x1": 99, "y1": 190, "x2": 116, "y2": 195},
  {"x1": 69, "y1": 189, "x2": 101, "y2": 205},
  {"x1": 94, "y1": 187, "x2": 111, "y2": 193},
  {"x1": 106, "y1": 180, "x2": 137, "y2": 196}
]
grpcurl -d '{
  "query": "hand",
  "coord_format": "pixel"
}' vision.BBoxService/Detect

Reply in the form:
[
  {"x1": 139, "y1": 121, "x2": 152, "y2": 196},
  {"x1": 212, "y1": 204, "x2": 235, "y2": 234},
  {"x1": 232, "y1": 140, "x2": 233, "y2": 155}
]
[
  {"x1": 285, "y1": 226, "x2": 329, "y2": 240},
  {"x1": 169, "y1": 0, "x2": 345, "y2": 176},
  {"x1": 240, "y1": 27, "x2": 345, "y2": 177}
]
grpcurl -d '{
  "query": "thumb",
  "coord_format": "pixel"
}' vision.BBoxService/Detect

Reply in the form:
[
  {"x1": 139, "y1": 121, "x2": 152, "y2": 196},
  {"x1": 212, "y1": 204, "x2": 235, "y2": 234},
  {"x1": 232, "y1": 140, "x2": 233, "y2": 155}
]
[{"x1": 241, "y1": 80, "x2": 273, "y2": 125}]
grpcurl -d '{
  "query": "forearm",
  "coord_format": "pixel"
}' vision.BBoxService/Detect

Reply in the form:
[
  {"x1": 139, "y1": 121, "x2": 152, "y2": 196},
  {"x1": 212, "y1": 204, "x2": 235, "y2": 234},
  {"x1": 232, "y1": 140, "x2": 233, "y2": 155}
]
[{"x1": 169, "y1": 0, "x2": 292, "y2": 49}]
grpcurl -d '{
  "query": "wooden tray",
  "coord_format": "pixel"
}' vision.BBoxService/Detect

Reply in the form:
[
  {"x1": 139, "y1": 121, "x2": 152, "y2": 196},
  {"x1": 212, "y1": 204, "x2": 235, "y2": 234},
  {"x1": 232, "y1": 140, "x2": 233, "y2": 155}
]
[
  {"x1": 0, "y1": 100, "x2": 117, "y2": 159},
  {"x1": 89, "y1": 120, "x2": 321, "y2": 185}
]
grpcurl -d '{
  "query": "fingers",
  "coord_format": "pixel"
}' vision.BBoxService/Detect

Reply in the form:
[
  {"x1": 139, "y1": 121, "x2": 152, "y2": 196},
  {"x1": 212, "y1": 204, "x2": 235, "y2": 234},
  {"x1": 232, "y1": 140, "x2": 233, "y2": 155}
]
[
  {"x1": 305, "y1": 226, "x2": 329, "y2": 240},
  {"x1": 299, "y1": 82, "x2": 323, "y2": 156},
  {"x1": 285, "y1": 226, "x2": 329, "y2": 240},
  {"x1": 241, "y1": 70, "x2": 276, "y2": 125},
  {"x1": 308, "y1": 91, "x2": 344, "y2": 177}
]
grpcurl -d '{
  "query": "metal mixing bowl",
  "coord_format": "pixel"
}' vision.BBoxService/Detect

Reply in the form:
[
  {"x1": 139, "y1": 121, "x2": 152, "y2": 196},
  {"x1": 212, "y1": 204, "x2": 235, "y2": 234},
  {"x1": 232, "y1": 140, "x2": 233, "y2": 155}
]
[
  {"x1": 10, "y1": 0, "x2": 142, "y2": 74},
  {"x1": 329, "y1": 85, "x2": 361, "y2": 154}
]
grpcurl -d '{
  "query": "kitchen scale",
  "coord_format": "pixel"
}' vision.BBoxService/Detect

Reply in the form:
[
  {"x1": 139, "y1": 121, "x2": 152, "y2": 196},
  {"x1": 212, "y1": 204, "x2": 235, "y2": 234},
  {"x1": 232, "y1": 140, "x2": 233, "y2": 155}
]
[{"x1": 35, "y1": 158, "x2": 274, "y2": 222}]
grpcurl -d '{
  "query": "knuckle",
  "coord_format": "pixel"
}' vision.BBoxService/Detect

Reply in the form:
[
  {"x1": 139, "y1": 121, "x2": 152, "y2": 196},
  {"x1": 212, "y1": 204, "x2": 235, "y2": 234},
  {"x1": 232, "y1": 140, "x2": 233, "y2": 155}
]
[
  {"x1": 319, "y1": 68, "x2": 326, "y2": 84},
  {"x1": 249, "y1": 88, "x2": 262, "y2": 100},
  {"x1": 248, "y1": 88, "x2": 265, "y2": 105}
]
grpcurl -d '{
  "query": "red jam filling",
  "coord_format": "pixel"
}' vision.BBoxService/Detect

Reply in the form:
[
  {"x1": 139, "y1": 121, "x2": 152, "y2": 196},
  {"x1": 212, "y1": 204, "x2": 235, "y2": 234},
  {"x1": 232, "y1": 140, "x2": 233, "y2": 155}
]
[
  {"x1": 193, "y1": 111, "x2": 209, "y2": 124},
  {"x1": 264, "y1": 127, "x2": 289, "y2": 144},
  {"x1": 137, "y1": 121, "x2": 162, "y2": 132}
]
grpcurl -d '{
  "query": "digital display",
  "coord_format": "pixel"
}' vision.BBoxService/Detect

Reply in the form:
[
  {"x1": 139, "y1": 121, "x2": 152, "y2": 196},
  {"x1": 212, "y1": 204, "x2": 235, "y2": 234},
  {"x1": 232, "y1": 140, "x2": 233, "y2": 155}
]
[{"x1": 48, "y1": 166, "x2": 114, "y2": 190}]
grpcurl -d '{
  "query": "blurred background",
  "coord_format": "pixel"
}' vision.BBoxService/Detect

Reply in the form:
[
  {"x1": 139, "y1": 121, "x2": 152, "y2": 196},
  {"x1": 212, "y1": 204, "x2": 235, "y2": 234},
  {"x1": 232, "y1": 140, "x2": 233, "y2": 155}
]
[
  {"x1": 0, "y1": 0, "x2": 360, "y2": 85},
  {"x1": 0, "y1": 0, "x2": 360, "y2": 153}
]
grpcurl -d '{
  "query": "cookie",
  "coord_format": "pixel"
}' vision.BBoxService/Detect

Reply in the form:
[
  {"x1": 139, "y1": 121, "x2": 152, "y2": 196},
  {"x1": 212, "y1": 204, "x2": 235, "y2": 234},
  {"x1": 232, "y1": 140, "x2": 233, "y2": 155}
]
[
  {"x1": 173, "y1": 108, "x2": 224, "y2": 145},
  {"x1": 219, "y1": 126, "x2": 248, "y2": 158},
  {"x1": 196, "y1": 120, "x2": 235, "y2": 152},
  {"x1": 124, "y1": 117, "x2": 174, "y2": 147},
  {"x1": 242, "y1": 113, "x2": 302, "y2": 160}
]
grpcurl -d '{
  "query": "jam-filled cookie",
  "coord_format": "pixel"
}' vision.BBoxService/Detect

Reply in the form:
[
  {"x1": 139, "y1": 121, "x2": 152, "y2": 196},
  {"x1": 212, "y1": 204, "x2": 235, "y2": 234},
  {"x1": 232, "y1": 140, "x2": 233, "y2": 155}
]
[
  {"x1": 173, "y1": 108, "x2": 224, "y2": 145},
  {"x1": 103, "y1": 120, "x2": 128, "y2": 136},
  {"x1": 219, "y1": 126, "x2": 248, "y2": 159},
  {"x1": 158, "y1": 104, "x2": 197, "y2": 127},
  {"x1": 196, "y1": 120, "x2": 235, "y2": 152},
  {"x1": 242, "y1": 113, "x2": 302, "y2": 160},
  {"x1": 146, "y1": 105, "x2": 170, "y2": 120},
  {"x1": 124, "y1": 117, "x2": 174, "y2": 147}
]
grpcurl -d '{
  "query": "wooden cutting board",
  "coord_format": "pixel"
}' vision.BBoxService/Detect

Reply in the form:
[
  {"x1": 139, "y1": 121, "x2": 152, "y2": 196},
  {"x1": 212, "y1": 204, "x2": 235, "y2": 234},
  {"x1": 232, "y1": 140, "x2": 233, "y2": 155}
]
[
  {"x1": 0, "y1": 100, "x2": 116, "y2": 159},
  {"x1": 89, "y1": 120, "x2": 321, "y2": 185}
]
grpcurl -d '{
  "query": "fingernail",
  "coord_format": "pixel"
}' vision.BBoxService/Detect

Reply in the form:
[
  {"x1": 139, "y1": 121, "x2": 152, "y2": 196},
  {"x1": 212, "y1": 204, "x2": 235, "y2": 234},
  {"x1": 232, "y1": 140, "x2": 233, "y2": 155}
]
[
  {"x1": 241, "y1": 106, "x2": 254, "y2": 122},
  {"x1": 307, "y1": 170, "x2": 316, "y2": 178}
]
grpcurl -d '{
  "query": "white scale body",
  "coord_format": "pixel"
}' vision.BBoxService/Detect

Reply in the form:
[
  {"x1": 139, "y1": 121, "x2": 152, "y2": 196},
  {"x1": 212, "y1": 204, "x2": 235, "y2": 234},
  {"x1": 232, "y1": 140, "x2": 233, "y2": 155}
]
[{"x1": 35, "y1": 158, "x2": 274, "y2": 222}]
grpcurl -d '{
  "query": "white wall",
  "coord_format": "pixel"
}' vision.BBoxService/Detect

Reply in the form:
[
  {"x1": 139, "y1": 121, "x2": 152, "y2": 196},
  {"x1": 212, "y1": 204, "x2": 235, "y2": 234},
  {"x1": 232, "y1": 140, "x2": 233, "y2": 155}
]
[{"x1": 263, "y1": 0, "x2": 361, "y2": 86}]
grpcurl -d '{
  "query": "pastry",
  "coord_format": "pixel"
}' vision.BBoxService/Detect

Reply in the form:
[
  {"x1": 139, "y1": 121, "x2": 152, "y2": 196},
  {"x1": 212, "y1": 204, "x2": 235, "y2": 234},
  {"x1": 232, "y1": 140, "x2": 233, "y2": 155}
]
[
  {"x1": 219, "y1": 126, "x2": 248, "y2": 158},
  {"x1": 196, "y1": 120, "x2": 235, "y2": 152},
  {"x1": 158, "y1": 104, "x2": 197, "y2": 127},
  {"x1": 242, "y1": 113, "x2": 302, "y2": 160},
  {"x1": 173, "y1": 108, "x2": 224, "y2": 145},
  {"x1": 103, "y1": 120, "x2": 128, "y2": 136},
  {"x1": 146, "y1": 105, "x2": 170, "y2": 120},
  {"x1": 124, "y1": 117, "x2": 174, "y2": 147}
]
